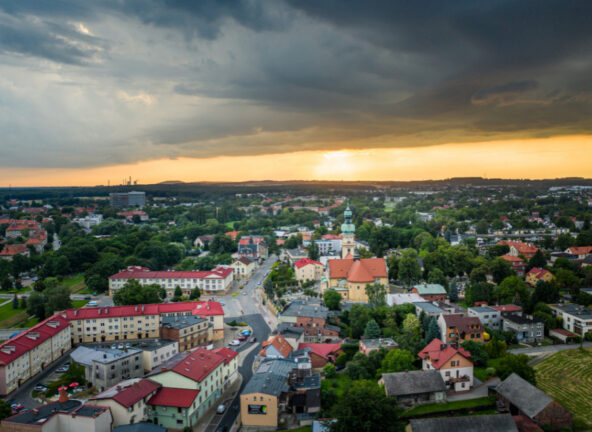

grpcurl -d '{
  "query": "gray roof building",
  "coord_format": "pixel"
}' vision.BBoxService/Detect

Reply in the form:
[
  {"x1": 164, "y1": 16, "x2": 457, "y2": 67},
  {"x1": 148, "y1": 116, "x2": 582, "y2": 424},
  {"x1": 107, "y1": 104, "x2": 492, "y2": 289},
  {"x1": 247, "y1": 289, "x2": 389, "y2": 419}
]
[
  {"x1": 161, "y1": 315, "x2": 207, "y2": 329},
  {"x1": 282, "y1": 300, "x2": 328, "y2": 320},
  {"x1": 410, "y1": 414, "x2": 518, "y2": 432},
  {"x1": 414, "y1": 301, "x2": 447, "y2": 317},
  {"x1": 380, "y1": 370, "x2": 446, "y2": 397},
  {"x1": 242, "y1": 371, "x2": 291, "y2": 396},
  {"x1": 495, "y1": 373, "x2": 553, "y2": 419}
]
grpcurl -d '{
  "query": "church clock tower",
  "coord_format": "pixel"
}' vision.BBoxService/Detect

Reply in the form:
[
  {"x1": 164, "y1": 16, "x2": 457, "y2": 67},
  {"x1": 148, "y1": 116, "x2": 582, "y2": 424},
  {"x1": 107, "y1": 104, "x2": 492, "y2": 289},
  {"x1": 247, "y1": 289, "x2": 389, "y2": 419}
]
[{"x1": 341, "y1": 205, "x2": 356, "y2": 258}]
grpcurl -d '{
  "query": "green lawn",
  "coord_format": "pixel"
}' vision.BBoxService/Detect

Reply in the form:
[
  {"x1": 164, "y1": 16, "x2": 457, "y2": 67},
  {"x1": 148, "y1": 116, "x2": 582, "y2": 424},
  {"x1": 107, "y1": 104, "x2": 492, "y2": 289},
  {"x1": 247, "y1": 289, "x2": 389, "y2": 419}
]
[
  {"x1": 322, "y1": 373, "x2": 352, "y2": 399},
  {"x1": 474, "y1": 367, "x2": 490, "y2": 382},
  {"x1": 402, "y1": 396, "x2": 495, "y2": 417},
  {"x1": 534, "y1": 348, "x2": 592, "y2": 429},
  {"x1": 0, "y1": 302, "x2": 26, "y2": 321},
  {"x1": 72, "y1": 300, "x2": 89, "y2": 308},
  {"x1": 0, "y1": 302, "x2": 29, "y2": 328},
  {"x1": 62, "y1": 274, "x2": 87, "y2": 293},
  {"x1": 225, "y1": 221, "x2": 238, "y2": 228},
  {"x1": 19, "y1": 316, "x2": 39, "y2": 328}
]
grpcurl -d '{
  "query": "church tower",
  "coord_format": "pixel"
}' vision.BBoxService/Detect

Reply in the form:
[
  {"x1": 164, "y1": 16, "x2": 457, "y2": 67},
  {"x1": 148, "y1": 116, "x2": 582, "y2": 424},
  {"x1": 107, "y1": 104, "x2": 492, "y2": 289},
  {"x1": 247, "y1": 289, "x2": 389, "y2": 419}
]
[{"x1": 341, "y1": 205, "x2": 356, "y2": 258}]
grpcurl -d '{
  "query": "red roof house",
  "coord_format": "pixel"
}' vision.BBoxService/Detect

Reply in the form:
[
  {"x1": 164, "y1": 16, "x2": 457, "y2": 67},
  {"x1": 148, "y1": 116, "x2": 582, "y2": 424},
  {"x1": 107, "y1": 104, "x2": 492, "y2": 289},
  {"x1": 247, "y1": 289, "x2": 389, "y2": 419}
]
[
  {"x1": 259, "y1": 334, "x2": 293, "y2": 359},
  {"x1": 297, "y1": 342, "x2": 343, "y2": 368},
  {"x1": 148, "y1": 387, "x2": 200, "y2": 408}
]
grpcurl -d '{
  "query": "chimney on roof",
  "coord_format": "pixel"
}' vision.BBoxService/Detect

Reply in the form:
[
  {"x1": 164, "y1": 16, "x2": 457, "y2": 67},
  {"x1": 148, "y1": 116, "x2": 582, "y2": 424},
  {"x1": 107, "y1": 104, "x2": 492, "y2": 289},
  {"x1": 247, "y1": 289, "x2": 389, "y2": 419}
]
[
  {"x1": 58, "y1": 388, "x2": 68, "y2": 403},
  {"x1": 440, "y1": 344, "x2": 447, "y2": 350}
]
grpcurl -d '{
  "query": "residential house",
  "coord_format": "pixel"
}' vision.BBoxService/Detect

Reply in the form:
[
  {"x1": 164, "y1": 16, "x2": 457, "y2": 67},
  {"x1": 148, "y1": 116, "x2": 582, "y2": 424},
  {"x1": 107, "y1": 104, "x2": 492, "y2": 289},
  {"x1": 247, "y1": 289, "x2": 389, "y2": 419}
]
[
  {"x1": 280, "y1": 301, "x2": 339, "y2": 343},
  {"x1": 238, "y1": 236, "x2": 268, "y2": 259},
  {"x1": 160, "y1": 315, "x2": 209, "y2": 352},
  {"x1": 0, "y1": 244, "x2": 30, "y2": 260},
  {"x1": 467, "y1": 306, "x2": 501, "y2": 330},
  {"x1": 89, "y1": 378, "x2": 161, "y2": 427},
  {"x1": 259, "y1": 334, "x2": 293, "y2": 359},
  {"x1": 117, "y1": 210, "x2": 149, "y2": 222},
  {"x1": 297, "y1": 342, "x2": 343, "y2": 368},
  {"x1": 419, "y1": 339, "x2": 474, "y2": 392},
  {"x1": 565, "y1": 246, "x2": 592, "y2": 259},
  {"x1": 502, "y1": 314, "x2": 544, "y2": 344},
  {"x1": 409, "y1": 414, "x2": 519, "y2": 432},
  {"x1": 108, "y1": 266, "x2": 233, "y2": 296},
  {"x1": 193, "y1": 234, "x2": 215, "y2": 249},
  {"x1": 0, "y1": 397, "x2": 112, "y2": 432},
  {"x1": 501, "y1": 254, "x2": 526, "y2": 276},
  {"x1": 147, "y1": 347, "x2": 238, "y2": 428},
  {"x1": 0, "y1": 314, "x2": 71, "y2": 396},
  {"x1": 275, "y1": 324, "x2": 306, "y2": 350},
  {"x1": 359, "y1": 338, "x2": 398, "y2": 355},
  {"x1": 70, "y1": 346, "x2": 144, "y2": 391},
  {"x1": 231, "y1": 256, "x2": 257, "y2": 281},
  {"x1": 415, "y1": 302, "x2": 447, "y2": 318},
  {"x1": 548, "y1": 328, "x2": 576, "y2": 343},
  {"x1": 379, "y1": 370, "x2": 446, "y2": 407},
  {"x1": 490, "y1": 304, "x2": 523, "y2": 316},
  {"x1": 549, "y1": 304, "x2": 592, "y2": 337},
  {"x1": 438, "y1": 314, "x2": 484, "y2": 345},
  {"x1": 495, "y1": 373, "x2": 572, "y2": 431},
  {"x1": 240, "y1": 355, "x2": 321, "y2": 429},
  {"x1": 526, "y1": 268, "x2": 554, "y2": 287},
  {"x1": 294, "y1": 258, "x2": 324, "y2": 283},
  {"x1": 412, "y1": 283, "x2": 447, "y2": 302},
  {"x1": 136, "y1": 339, "x2": 179, "y2": 372},
  {"x1": 324, "y1": 257, "x2": 388, "y2": 302},
  {"x1": 500, "y1": 241, "x2": 538, "y2": 259}
]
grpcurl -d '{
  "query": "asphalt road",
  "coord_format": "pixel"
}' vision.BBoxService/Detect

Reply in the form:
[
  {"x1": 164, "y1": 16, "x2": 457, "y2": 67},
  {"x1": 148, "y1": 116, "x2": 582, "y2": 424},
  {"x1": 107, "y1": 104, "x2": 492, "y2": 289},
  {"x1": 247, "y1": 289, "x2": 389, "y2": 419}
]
[{"x1": 509, "y1": 341, "x2": 592, "y2": 356}]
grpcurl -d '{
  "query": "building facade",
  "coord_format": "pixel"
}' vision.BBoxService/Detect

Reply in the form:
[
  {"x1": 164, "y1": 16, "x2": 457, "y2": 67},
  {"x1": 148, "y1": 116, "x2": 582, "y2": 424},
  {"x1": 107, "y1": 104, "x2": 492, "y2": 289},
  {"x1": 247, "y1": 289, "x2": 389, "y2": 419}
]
[
  {"x1": 231, "y1": 257, "x2": 257, "y2": 281},
  {"x1": 160, "y1": 315, "x2": 209, "y2": 352},
  {"x1": 467, "y1": 306, "x2": 501, "y2": 330},
  {"x1": 549, "y1": 304, "x2": 592, "y2": 337},
  {"x1": 502, "y1": 314, "x2": 544, "y2": 343},
  {"x1": 324, "y1": 257, "x2": 388, "y2": 302},
  {"x1": 419, "y1": 339, "x2": 474, "y2": 392},
  {"x1": 294, "y1": 258, "x2": 324, "y2": 283}
]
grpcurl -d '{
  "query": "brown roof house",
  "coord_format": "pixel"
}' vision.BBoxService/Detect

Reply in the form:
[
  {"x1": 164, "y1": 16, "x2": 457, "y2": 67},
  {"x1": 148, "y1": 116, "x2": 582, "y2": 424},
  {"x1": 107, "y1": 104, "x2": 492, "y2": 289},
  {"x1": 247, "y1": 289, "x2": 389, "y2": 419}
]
[
  {"x1": 495, "y1": 373, "x2": 572, "y2": 431},
  {"x1": 437, "y1": 314, "x2": 484, "y2": 346},
  {"x1": 379, "y1": 370, "x2": 446, "y2": 408},
  {"x1": 259, "y1": 334, "x2": 293, "y2": 359}
]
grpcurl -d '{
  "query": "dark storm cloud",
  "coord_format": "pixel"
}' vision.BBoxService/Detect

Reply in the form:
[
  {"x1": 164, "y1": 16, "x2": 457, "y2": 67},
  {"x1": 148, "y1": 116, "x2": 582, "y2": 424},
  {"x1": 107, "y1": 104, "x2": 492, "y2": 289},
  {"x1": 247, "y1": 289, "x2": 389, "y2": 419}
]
[{"x1": 0, "y1": 0, "x2": 592, "y2": 168}]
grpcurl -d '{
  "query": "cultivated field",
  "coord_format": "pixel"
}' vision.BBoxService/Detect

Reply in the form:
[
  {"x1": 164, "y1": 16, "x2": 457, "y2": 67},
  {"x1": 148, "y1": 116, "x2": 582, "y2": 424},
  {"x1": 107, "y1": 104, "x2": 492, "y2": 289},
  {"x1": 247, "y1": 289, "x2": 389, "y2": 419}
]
[{"x1": 534, "y1": 348, "x2": 592, "y2": 429}]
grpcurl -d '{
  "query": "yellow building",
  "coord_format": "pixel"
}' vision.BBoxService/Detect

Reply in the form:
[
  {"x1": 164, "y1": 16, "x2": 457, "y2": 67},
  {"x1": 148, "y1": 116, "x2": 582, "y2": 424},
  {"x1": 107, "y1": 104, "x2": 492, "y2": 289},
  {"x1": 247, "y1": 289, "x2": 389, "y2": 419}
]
[
  {"x1": 525, "y1": 267, "x2": 554, "y2": 286},
  {"x1": 240, "y1": 390, "x2": 281, "y2": 428},
  {"x1": 324, "y1": 258, "x2": 388, "y2": 302},
  {"x1": 232, "y1": 256, "x2": 257, "y2": 281},
  {"x1": 294, "y1": 258, "x2": 324, "y2": 283}
]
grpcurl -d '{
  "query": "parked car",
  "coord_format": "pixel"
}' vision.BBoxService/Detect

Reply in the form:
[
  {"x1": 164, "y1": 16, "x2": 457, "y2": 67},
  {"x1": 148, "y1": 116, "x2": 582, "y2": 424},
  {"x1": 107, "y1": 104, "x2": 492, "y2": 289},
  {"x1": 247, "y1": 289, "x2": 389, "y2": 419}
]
[
  {"x1": 216, "y1": 404, "x2": 227, "y2": 414},
  {"x1": 228, "y1": 340, "x2": 240, "y2": 346},
  {"x1": 33, "y1": 385, "x2": 47, "y2": 392},
  {"x1": 111, "y1": 344, "x2": 117, "y2": 349},
  {"x1": 237, "y1": 335, "x2": 247, "y2": 341},
  {"x1": 249, "y1": 337, "x2": 257, "y2": 343},
  {"x1": 84, "y1": 296, "x2": 92, "y2": 300},
  {"x1": 56, "y1": 365, "x2": 69, "y2": 373},
  {"x1": 117, "y1": 343, "x2": 124, "y2": 349},
  {"x1": 125, "y1": 343, "x2": 131, "y2": 349}
]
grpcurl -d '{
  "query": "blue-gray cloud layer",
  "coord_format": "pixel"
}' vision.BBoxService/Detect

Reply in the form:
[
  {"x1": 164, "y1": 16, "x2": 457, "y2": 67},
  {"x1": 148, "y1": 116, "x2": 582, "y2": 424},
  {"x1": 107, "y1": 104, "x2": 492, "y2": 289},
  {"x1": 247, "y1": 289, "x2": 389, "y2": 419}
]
[{"x1": 0, "y1": 0, "x2": 591, "y2": 168}]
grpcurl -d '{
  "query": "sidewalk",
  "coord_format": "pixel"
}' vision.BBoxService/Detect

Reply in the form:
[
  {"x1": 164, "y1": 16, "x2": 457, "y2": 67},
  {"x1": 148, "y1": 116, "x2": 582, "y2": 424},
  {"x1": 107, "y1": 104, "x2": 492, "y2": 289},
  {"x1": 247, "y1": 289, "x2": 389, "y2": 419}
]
[{"x1": 194, "y1": 373, "x2": 243, "y2": 432}]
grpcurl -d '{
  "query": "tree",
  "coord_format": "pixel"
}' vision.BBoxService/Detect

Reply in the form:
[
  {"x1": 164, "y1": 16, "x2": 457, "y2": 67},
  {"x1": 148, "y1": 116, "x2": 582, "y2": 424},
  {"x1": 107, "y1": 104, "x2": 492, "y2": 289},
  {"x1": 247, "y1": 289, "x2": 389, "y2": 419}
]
[
  {"x1": 307, "y1": 241, "x2": 320, "y2": 261},
  {"x1": 555, "y1": 268, "x2": 581, "y2": 295},
  {"x1": 527, "y1": 249, "x2": 547, "y2": 270},
  {"x1": 1, "y1": 276, "x2": 12, "y2": 292},
  {"x1": 363, "y1": 320, "x2": 381, "y2": 339},
  {"x1": 331, "y1": 380, "x2": 401, "y2": 432},
  {"x1": 487, "y1": 244, "x2": 509, "y2": 259},
  {"x1": 476, "y1": 219, "x2": 489, "y2": 234},
  {"x1": 44, "y1": 285, "x2": 73, "y2": 316},
  {"x1": 496, "y1": 353, "x2": 536, "y2": 385},
  {"x1": 461, "y1": 340, "x2": 489, "y2": 367},
  {"x1": 426, "y1": 317, "x2": 440, "y2": 344},
  {"x1": 427, "y1": 268, "x2": 447, "y2": 289},
  {"x1": 484, "y1": 338, "x2": 507, "y2": 359},
  {"x1": 398, "y1": 249, "x2": 421, "y2": 286},
  {"x1": 348, "y1": 304, "x2": 371, "y2": 339},
  {"x1": 189, "y1": 287, "x2": 201, "y2": 300},
  {"x1": 365, "y1": 283, "x2": 386, "y2": 309},
  {"x1": 12, "y1": 294, "x2": 18, "y2": 309},
  {"x1": 113, "y1": 280, "x2": 163, "y2": 306},
  {"x1": 556, "y1": 233, "x2": 575, "y2": 250},
  {"x1": 0, "y1": 399, "x2": 12, "y2": 421},
  {"x1": 402, "y1": 313, "x2": 420, "y2": 337},
  {"x1": 470, "y1": 264, "x2": 488, "y2": 284},
  {"x1": 19, "y1": 296, "x2": 27, "y2": 309},
  {"x1": 323, "y1": 289, "x2": 341, "y2": 311},
  {"x1": 448, "y1": 280, "x2": 458, "y2": 302},
  {"x1": 494, "y1": 276, "x2": 530, "y2": 306},
  {"x1": 380, "y1": 349, "x2": 416, "y2": 374},
  {"x1": 27, "y1": 292, "x2": 47, "y2": 320},
  {"x1": 490, "y1": 257, "x2": 514, "y2": 284},
  {"x1": 323, "y1": 363, "x2": 336, "y2": 379},
  {"x1": 173, "y1": 286, "x2": 183, "y2": 302}
]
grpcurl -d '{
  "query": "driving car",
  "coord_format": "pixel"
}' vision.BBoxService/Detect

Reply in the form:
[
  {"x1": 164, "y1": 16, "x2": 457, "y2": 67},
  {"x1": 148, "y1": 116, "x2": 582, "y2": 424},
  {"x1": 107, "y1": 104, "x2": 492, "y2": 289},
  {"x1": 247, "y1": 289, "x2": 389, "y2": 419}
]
[
  {"x1": 228, "y1": 340, "x2": 240, "y2": 346},
  {"x1": 216, "y1": 404, "x2": 227, "y2": 414}
]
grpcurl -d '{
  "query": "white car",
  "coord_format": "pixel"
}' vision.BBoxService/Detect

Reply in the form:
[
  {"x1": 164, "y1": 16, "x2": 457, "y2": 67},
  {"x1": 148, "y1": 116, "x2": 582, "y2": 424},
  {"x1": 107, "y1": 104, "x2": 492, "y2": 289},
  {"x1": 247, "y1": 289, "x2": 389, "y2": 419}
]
[{"x1": 229, "y1": 340, "x2": 240, "y2": 346}]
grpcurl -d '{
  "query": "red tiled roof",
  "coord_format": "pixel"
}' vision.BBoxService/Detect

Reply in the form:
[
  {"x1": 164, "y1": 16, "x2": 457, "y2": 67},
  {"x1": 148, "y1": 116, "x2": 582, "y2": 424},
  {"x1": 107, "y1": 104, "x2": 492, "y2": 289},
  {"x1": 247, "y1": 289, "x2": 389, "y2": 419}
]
[
  {"x1": 297, "y1": 341, "x2": 343, "y2": 360},
  {"x1": 148, "y1": 387, "x2": 199, "y2": 408},
  {"x1": 91, "y1": 379, "x2": 161, "y2": 408},
  {"x1": 490, "y1": 304, "x2": 523, "y2": 313},
  {"x1": 498, "y1": 241, "x2": 537, "y2": 255},
  {"x1": 0, "y1": 314, "x2": 71, "y2": 365},
  {"x1": 236, "y1": 256, "x2": 254, "y2": 265},
  {"x1": 225, "y1": 231, "x2": 240, "y2": 240},
  {"x1": 526, "y1": 268, "x2": 552, "y2": 279},
  {"x1": 60, "y1": 300, "x2": 224, "y2": 321},
  {"x1": 294, "y1": 258, "x2": 323, "y2": 269},
  {"x1": 567, "y1": 246, "x2": 592, "y2": 255},
  {"x1": 321, "y1": 234, "x2": 341, "y2": 240},
  {"x1": 501, "y1": 254, "x2": 524, "y2": 263},
  {"x1": 238, "y1": 236, "x2": 264, "y2": 245},
  {"x1": 109, "y1": 266, "x2": 232, "y2": 280},
  {"x1": 327, "y1": 258, "x2": 387, "y2": 282},
  {"x1": 549, "y1": 328, "x2": 575, "y2": 337},
  {"x1": 213, "y1": 347, "x2": 239, "y2": 365},
  {"x1": 170, "y1": 347, "x2": 227, "y2": 382},
  {"x1": 260, "y1": 334, "x2": 293, "y2": 358},
  {"x1": 418, "y1": 338, "x2": 472, "y2": 369},
  {"x1": 0, "y1": 244, "x2": 29, "y2": 256}
]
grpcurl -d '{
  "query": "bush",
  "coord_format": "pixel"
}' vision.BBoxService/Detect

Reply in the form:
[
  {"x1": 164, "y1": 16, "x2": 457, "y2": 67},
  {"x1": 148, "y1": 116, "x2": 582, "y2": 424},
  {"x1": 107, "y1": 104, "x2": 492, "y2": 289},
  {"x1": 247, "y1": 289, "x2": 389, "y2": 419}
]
[
  {"x1": 486, "y1": 367, "x2": 496, "y2": 377},
  {"x1": 324, "y1": 364, "x2": 336, "y2": 379},
  {"x1": 226, "y1": 320, "x2": 247, "y2": 327}
]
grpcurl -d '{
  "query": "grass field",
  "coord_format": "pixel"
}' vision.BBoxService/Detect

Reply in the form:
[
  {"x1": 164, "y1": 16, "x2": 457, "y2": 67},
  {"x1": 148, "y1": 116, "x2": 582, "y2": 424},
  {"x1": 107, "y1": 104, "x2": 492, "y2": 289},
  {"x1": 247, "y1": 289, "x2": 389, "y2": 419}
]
[
  {"x1": 322, "y1": 373, "x2": 352, "y2": 399},
  {"x1": 72, "y1": 300, "x2": 89, "y2": 308},
  {"x1": 384, "y1": 202, "x2": 397, "y2": 212},
  {"x1": 403, "y1": 396, "x2": 494, "y2": 417},
  {"x1": 62, "y1": 274, "x2": 87, "y2": 293},
  {"x1": 534, "y1": 348, "x2": 592, "y2": 429},
  {"x1": 0, "y1": 302, "x2": 29, "y2": 328}
]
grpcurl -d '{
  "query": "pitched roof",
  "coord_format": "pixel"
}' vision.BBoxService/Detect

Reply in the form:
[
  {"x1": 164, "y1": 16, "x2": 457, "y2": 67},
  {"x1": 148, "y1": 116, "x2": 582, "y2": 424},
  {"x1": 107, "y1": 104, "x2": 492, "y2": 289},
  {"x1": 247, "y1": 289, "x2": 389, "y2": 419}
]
[
  {"x1": 236, "y1": 256, "x2": 254, "y2": 265},
  {"x1": 418, "y1": 338, "x2": 472, "y2": 369},
  {"x1": 225, "y1": 230, "x2": 240, "y2": 240},
  {"x1": 501, "y1": 254, "x2": 524, "y2": 263},
  {"x1": 294, "y1": 258, "x2": 323, "y2": 269},
  {"x1": 327, "y1": 258, "x2": 387, "y2": 282},
  {"x1": 212, "y1": 347, "x2": 239, "y2": 365},
  {"x1": 413, "y1": 283, "x2": 447, "y2": 295},
  {"x1": 109, "y1": 266, "x2": 232, "y2": 280},
  {"x1": 91, "y1": 378, "x2": 161, "y2": 408},
  {"x1": 526, "y1": 267, "x2": 552, "y2": 279},
  {"x1": 260, "y1": 334, "x2": 293, "y2": 358},
  {"x1": 499, "y1": 241, "x2": 538, "y2": 255},
  {"x1": 490, "y1": 304, "x2": 522, "y2": 313},
  {"x1": 495, "y1": 373, "x2": 554, "y2": 419},
  {"x1": 566, "y1": 246, "x2": 592, "y2": 255},
  {"x1": 297, "y1": 342, "x2": 343, "y2": 360},
  {"x1": 381, "y1": 370, "x2": 446, "y2": 396},
  {"x1": 441, "y1": 314, "x2": 483, "y2": 335},
  {"x1": 410, "y1": 414, "x2": 518, "y2": 432},
  {"x1": 147, "y1": 387, "x2": 199, "y2": 408},
  {"x1": 0, "y1": 244, "x2": 29, "y2": 256},
  {"x1": 170, "y1": 347, "x2": 228, "y2": 382},
  {"x1": 60, "y1": 300, "x2": 223, "y2": 320}
]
